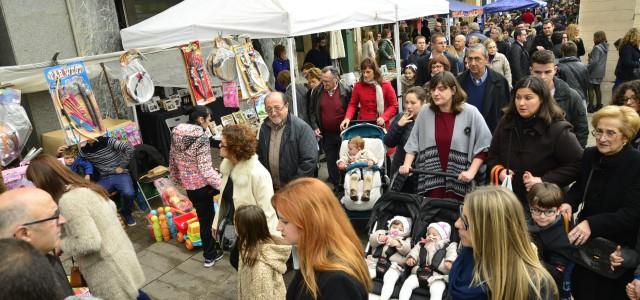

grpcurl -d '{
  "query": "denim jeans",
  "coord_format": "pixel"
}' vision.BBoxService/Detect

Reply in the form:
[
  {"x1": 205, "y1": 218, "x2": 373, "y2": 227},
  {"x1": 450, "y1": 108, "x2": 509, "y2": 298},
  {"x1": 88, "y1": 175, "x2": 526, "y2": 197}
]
[{"x1": 98, "y1": 173, "x2": 136, "y2": 217}]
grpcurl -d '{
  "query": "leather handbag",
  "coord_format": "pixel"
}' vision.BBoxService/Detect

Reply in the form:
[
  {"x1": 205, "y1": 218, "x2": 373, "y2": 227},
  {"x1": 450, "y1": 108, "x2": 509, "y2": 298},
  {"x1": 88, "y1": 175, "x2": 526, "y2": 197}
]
[{"x1": 571, "y1": 237, "x2": 625, "y2": 279}]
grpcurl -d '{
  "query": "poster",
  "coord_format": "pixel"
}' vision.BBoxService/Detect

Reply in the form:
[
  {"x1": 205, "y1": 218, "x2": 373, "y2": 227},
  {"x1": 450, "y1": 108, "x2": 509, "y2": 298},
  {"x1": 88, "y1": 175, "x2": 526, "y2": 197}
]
[
  {"x1": 43, "y1": 61, "x2": 105, "y2": 144},
  {"x1": 233, "y1": 42, "x2": 270, "y2": 98},
  {"x1": 222, "y1": 81, "x2": 239, "y2": 108},
  {"x1": 180, "y1": 41, "x2": 215, "y2": 105}
]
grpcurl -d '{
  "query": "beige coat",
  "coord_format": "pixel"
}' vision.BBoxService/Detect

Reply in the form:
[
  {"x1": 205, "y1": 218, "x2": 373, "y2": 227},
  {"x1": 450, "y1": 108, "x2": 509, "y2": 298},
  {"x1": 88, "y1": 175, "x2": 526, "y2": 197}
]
[
  {"x1": 488, "y1": 52, "x2": 513, "y2": 87},
  {"x1": 237, "y1": 241, "x2": 291, "y2": 300},
  {"x1": 60, "y1": 187, "x2": 145, "y2": 300},
  {"x1": 214, "y1": 154, "x2": 279, "y2": 236},
  {"x1": 368, "y1": 229, "x2": 412, "y2": 265}
]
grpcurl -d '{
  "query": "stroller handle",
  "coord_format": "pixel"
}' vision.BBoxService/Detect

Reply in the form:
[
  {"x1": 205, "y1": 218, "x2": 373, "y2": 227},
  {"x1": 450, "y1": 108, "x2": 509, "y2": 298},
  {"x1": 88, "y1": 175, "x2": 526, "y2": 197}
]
[{"x1": 390, "y1": 168, "x2": 476, "y2": 192}]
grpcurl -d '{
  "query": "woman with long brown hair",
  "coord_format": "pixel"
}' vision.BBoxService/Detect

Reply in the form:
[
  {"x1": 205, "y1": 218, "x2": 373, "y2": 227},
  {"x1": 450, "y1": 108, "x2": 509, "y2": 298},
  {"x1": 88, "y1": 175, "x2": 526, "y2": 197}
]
[
  {"x1": 615, "y1": 28, "x2": 640, "y2": 84},
  {"x1": 341, "y1": 58, "x2": 398, "y2": 129},
  {"x1": 26, "y1": 154, "x2": 147, "y2": 300},
  {"x1": 272, "y1": 178, "x2": 370, "y2": 299}
]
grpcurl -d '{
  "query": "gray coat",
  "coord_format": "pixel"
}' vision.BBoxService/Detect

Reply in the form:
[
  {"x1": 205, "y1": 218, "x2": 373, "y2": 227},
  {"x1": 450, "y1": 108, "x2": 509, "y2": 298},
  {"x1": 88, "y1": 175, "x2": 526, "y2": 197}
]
[
  {"x1": 587, "y1": 42, "x2": 608, "y2": 84},
  {"x1": 557, "y1": 56, "x2": 590, "y2": 103},
  {"x1": 285, "y1": 83, "x2": 310, "y2": 126},
  {"x1": 257, "y1": 114, "x2": 318, "y2": 186}
]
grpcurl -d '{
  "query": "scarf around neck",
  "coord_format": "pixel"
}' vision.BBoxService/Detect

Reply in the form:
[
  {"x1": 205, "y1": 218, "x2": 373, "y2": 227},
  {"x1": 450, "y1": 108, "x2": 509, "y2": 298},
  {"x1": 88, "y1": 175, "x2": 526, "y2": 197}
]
[{"x1": 364, "y1": 79, "x2": 384, "y2": 116}]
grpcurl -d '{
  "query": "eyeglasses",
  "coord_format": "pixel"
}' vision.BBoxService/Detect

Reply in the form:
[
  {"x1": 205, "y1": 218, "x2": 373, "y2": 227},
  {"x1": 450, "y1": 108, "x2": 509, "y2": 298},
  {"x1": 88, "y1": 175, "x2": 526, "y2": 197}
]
[
  {"x1": 591, "y1": 129, "x2": 619, "y2": 140},
  {"x1": 265, "y1": 105, "x2": 286, "y2": 114},
  {"x1": 22, "y1": 209, "x2": 61, "y2": 226},
  {"x1": 625, "y1": 96, "x2": 638, "y2": 104},
  {"x1": 459, "y1": 205, "x2": 469, "y2": 230},
  {"x1": 530, "y1": 207, "x2": 557, "y2": 217}
]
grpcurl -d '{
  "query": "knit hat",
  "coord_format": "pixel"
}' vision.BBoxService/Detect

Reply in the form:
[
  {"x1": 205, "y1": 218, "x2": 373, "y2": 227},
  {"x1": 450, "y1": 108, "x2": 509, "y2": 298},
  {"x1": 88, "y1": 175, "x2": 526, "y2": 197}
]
[
  {"x1": 427, "y1": 222, "x2": 451, "y2": 240},
  {"x1": 388, "y1": 216, "x2": 412, "y2": 234}
]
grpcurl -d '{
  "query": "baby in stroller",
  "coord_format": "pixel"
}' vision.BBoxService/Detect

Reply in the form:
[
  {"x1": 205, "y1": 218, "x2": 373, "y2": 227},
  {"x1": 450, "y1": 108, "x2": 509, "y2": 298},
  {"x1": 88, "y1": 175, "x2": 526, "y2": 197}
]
[
  {"x1": 401, "y1": 222, "x2": 458, "y2": 300},
  {"x1": 337, "y1": 136, "x2": 378, "y2": 201},
  {"x1": 368, "y1": 216, "x2": 412, "y2": 300}
]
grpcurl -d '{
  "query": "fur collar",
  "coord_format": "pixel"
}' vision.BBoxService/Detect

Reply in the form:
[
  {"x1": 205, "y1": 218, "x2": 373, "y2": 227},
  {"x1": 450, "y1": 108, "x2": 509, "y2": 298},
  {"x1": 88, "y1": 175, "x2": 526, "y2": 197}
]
[{"x1": 220, "y1": 154, "x2": 260, "y2": 186}]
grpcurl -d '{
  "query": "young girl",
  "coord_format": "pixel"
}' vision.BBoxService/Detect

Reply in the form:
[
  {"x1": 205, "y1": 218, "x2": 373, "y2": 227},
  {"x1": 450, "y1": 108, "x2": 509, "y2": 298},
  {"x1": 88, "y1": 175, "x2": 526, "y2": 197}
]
[
  {"x1": 401, "y1": 65, "x2": 417, "y2": 97},
  {"x1": 337, "y1": 136, "x2": 377, "y2": 201},
  {"x1": 400, "y1": 222, "x2": 458, "y2": 300},
  {"x1": 235, "y1": 205, "x2": 291, "y2": 300},
  {"x1": 367, "y1": 216, "x2": 412, "y2": 300}
]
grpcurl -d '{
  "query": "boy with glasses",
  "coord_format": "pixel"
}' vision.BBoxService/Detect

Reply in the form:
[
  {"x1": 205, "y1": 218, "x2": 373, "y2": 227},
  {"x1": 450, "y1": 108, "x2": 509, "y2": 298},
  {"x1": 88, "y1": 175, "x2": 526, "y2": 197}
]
[{"x1": 527, "y1": 182, "x2": 574, "y2": 298}]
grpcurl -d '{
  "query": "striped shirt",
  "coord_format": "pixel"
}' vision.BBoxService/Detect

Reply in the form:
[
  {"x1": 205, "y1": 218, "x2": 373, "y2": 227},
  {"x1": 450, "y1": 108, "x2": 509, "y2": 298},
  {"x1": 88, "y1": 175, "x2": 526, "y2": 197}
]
[{"x1": 79, "y1": 137, "x2": 133, "y2": 176}]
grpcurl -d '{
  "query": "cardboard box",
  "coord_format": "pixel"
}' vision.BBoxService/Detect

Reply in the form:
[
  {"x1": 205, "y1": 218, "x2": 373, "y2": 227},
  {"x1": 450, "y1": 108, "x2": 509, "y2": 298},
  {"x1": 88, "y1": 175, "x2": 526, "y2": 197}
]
[{"x1": 41, "y1": 118, "x2": 130, "y2": 156}]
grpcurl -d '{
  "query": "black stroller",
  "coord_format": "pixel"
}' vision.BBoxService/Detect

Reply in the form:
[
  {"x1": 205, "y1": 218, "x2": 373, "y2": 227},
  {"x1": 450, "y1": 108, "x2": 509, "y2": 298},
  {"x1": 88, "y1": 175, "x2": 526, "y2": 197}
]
[{"x1": 367, "y1": 169, "x2": 472, "y2": 300}]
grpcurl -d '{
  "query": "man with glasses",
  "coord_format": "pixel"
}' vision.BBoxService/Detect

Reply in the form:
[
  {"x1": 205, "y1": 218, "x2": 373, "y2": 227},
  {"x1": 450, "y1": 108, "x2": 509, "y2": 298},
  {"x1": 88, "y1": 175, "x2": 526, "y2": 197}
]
[
  {"x1": 530, "y1": 50, "x2": 588, "y2": 147},
  {"x1": 0, "y1": 187, "x2": 73, "y2": 297},
  {"x1": 508, "y1": 28, "x2": 531, "y2": 84},
  {"x1": 416, "y1": 32, "x2": 462, "y2": 86},
  {"x1": 257, "y1": 92, "x2": 318, "y2": 190},
  {"x1": 457, "y1": 44, "x2": 511, "y2": 133},
  {"x1": 308, "y1": 66, "x2": 351, "y2": 192}
]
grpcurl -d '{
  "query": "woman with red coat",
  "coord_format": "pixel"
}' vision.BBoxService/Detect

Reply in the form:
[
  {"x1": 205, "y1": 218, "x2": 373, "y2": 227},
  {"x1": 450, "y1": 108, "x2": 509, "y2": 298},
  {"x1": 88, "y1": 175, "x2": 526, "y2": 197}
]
[{"x1": 340, "y1": 58, "x2": 398, "y2": 130}]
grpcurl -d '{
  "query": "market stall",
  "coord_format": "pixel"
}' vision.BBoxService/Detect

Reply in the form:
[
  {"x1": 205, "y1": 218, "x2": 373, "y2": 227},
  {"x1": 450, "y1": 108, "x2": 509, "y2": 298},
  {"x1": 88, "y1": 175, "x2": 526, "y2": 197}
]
[
  {"x1": 483, "y1": 0, "x2": 547, "y2": 14},
  {"x1": 450, "y1": 0, "x2": 483, "y2": 18}
]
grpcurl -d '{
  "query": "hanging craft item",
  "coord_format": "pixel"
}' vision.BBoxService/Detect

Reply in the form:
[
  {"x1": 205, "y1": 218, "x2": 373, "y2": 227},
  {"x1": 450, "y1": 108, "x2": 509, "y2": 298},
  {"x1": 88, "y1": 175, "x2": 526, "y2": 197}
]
[
  {"x1": 207, "y1": 37, "x2": 237, "y2": 82},
  {"x1": 180, "y1": 41, "x2": 215, "y2": 105},
  {"x1": 0, "y1": 88, "x2": 33, "y2": 167},
  {"x1": 222, "y1": 81, "x2": 239, "y2": 108},
  {"x1": 120, "y1": 50, "x2": 155, "y2": 106},
  {"x1": 232, "y1": 40, "x2": 270, "y2": 99},
  {"x1": 44, "y1": 61, "x2": 106, "y2": 144}
]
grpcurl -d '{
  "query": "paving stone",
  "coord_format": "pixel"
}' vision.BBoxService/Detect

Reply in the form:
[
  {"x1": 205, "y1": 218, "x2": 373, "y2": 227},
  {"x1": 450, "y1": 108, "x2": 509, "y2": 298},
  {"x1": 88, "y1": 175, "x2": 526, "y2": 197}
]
[
  {"x1": 146, "y1": 241, "x2": 193, "y2": 261},
  {"x1": 157, "y1": 268, "x2": 218, "y2": 295},
  {"x1": 140, "y1": 263, "x2": 165, "y2": 286},
  {"x1": 142, "y1": 280, "x2": 196, "y2": 300},
  {"x1": 175, "y1": 258, "x2": 236, "y2": 282},
  {"x1": 137, "y1": 249, "x2": 184, "y2": 274}
]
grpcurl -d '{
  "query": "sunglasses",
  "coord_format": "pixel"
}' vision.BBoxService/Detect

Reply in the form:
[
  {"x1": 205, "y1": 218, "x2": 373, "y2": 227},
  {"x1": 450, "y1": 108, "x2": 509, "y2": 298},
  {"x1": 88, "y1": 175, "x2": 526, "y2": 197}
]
[
  {"x1": 22, "y1": 209, "x2": 61, "y2": 226},
  {"x1": 459, "y1": 205, "x2": 469, "y2": 230}
]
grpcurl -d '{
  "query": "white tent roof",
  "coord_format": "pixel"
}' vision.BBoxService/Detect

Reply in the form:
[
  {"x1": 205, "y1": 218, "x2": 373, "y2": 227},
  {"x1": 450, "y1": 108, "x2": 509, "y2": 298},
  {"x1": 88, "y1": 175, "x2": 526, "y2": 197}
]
[
  {"x1": 121, "y1": 0, "x2": 449, "y2": 49},
  {"x1": 121, "y1": 0, "x2": 396, "y2": 49}
]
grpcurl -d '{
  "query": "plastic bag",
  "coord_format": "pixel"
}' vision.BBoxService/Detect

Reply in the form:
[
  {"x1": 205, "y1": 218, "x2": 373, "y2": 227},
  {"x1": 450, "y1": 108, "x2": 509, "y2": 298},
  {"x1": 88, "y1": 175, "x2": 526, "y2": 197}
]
[
  {"x1": 501, "y1": 174, "x2": 513, "y2": 191},
  {"x1": 0, "y1": 88, "x2": 32, "y2": 166},
  {"x1": 153, "y1": 177, "x2": 193, "y2": 212}
]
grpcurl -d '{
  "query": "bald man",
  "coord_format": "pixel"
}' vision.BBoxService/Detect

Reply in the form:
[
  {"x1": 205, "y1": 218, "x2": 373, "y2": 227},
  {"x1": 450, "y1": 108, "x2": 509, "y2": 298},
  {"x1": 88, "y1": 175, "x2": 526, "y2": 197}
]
[{"x1": 0, "y1": 187, "x2": 73, "y2": 297}]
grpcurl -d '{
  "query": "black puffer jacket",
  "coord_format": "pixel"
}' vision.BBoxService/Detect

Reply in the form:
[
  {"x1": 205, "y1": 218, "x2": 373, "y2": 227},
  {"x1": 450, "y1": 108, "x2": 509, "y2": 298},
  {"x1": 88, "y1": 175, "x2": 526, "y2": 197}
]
[
  {"x1": 557, "y1": 56, "x2": 590, "y2": 103},
  {"x1": 553, "y1": 78, "x2": 588, "y2": 147},
  {"x1": 615, "y1": 44, "x2": 640, "y2": 82}
]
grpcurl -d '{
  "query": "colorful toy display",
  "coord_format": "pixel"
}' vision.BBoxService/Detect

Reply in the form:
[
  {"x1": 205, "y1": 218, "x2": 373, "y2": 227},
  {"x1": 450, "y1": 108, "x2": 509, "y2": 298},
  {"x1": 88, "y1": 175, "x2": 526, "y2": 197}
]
[
  {"x1": 0, "y1": 88, "x2": 33, "y2": 167},
  {"x1": 105, "y1": 121, "x2": 142, "y2": 146}
]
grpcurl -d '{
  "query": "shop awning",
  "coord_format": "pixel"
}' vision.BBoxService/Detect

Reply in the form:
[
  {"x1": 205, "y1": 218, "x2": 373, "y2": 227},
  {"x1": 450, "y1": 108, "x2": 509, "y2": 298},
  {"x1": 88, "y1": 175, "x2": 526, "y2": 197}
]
[
  {"x1": 483, "y1": 0, "x2": 547, "y2": 14},
  {"x1": 450, "y1": 0, "x2": 483, "y2": 18}
]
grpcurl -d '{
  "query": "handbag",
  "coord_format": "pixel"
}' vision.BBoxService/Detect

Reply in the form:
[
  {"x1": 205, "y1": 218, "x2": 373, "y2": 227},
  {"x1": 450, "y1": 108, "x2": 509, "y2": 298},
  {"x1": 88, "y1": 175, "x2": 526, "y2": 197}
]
[
  {"x1": 69, "y1": 257, "x2": 87, "y2": 288},
  {"x1": 569, "y1": 166, "x2": 625, "y2": 279}
]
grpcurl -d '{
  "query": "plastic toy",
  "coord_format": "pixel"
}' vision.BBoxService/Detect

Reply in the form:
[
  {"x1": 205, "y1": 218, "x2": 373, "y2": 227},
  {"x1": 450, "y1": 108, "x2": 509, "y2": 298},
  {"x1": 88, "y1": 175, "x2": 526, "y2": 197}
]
[
  {"x1": 184, "y1": 219, "x2": 202, "y2": 250},
  {"x1": 166, "y1": 212, "x2": 177, "y2": 239},
  {"x1": 159, "y1": 214, "x2": 170, "y2": 241},
  {"x1": 151, "y1": 215, "x2": 162, "y2": 242},
  {"x1": 172, "y1": 210, "x2": 201, "y2": 250},
  {"x1": 153, "y1": 178, "x2": 193, "y2": 211}
]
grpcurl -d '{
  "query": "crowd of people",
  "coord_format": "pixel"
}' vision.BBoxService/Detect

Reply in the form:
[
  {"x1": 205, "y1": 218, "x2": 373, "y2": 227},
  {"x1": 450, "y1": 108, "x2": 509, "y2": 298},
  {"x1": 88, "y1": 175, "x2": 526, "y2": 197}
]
[{"x1": 6, "y1": 2, "x2": 640, "y2": 299}]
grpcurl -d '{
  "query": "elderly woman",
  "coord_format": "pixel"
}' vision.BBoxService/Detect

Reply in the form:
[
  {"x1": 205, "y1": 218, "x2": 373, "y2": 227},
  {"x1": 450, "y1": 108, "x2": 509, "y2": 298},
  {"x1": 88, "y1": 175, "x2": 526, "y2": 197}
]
[
  {"x1": 487, "y1": 76, "x2": 583, "y2": 214},
  {"x1": 341, "y1": 58, "x2": 398, "y2": 129},
  {"x1": 484, "y1": 39, "x2": 512, "y2": 87},
  {"x1": 26, "y1": 155, "x2": 147, "y2": 300},
  {"x1": 212, "y1": 124, "x2": 278, "y2": 269},
  {"x1": 399, "y1": 72, "x2": 492, "y2": 200},
  {"x1": 562, "y1": 105, "x2": 640, "y2": 300},
  {"x1": 451, "y1": 186, "x2": 558, "y2": 299}
]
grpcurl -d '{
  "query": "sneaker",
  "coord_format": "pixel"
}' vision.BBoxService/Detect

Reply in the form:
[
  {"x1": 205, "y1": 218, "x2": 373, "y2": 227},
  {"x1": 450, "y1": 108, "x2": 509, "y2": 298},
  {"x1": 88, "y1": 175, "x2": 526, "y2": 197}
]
[
  {"x1": 350, "y1": 189, "x2": 358, "y2": 201},
  {"x1": 123, "y1": 214, "x2": 136, "y2": 226},
  {"x1": 204, "y1": 250, "x2": 224, "y2": 267}
]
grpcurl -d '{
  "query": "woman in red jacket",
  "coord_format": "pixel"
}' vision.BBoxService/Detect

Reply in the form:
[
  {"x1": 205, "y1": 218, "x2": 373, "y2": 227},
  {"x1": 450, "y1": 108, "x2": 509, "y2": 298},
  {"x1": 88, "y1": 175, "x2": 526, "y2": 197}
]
[{"x1": 340, "y1": 58, "x2": 398, "y2": 129}]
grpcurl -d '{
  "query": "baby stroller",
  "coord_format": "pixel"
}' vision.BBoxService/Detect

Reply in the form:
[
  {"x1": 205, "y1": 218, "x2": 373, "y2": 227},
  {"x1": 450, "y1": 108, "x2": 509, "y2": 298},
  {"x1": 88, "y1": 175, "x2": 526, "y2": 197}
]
[
  {"x1": 368, "y1": 169, "x2": 471, "y2": 300},
  {"x1": 340, "y1": 123, "x2": 388, "y2": 213}
]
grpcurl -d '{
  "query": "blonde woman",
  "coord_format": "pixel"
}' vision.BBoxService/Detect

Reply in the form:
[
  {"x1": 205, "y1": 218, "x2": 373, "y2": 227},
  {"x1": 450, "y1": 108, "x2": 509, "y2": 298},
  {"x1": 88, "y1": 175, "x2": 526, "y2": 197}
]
[
  {"x1": 363, "y1": 31, "x2": 377, "y2": 62},
  {"x1": 450, "y1": 186, "x2": 558, "y2": 300},
  {"x1": 614, "y1": 28, "x2": 640, "y2": 83},
  {"x1": 565, "y1": 24, "x2": 585, "y2": 58},
  {"x1": 483, "y1": 39, "x2": 512, "y2": 87}
]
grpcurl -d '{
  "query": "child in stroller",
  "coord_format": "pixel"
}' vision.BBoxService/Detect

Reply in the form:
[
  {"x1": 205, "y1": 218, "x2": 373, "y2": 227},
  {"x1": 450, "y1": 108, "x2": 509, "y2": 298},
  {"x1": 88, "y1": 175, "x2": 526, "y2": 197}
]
[
  {"x1": 338, "y1": 136, "x2": 377, "y2": 201},
  {"x1": 367, "y1": 216, "x2": 412, "y2": 300},
  {"x1": 401, "y1": 222, "x2": 458, "y2": 300}
]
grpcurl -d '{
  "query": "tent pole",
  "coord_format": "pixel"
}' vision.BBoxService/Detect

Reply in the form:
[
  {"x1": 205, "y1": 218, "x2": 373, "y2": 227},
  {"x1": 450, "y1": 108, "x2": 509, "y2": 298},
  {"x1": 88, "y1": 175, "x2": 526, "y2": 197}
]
[
  {"x1": 446, "y1": 14, "x2": 451, "y2": 43},
  {"x1": 287, "y1": 37, "x2": 298, "y2": 117},
  {"x1": 394, "y1": 5, "x2": 402, "y2": 112}
]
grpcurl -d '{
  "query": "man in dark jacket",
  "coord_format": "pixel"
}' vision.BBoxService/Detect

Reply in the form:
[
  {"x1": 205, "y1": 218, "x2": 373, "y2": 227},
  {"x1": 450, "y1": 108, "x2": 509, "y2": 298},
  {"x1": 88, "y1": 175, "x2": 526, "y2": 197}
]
[
  {"x1": 405, "y1": 35, "x2": 429, "y2": 67},
  {"x1": 530, "y1": 50, "x2": 588, "y2": 147},
  {"x1": 308, "y1": 66, "x2": 352, "y2": 189},
  {"x1": 303, "y1": 36, "x2": 331, "y2": 69},
  {"x1": 416, "y1": 32, "x2": 462, "y2": 86},
  {"x1": 508, "y1": 28, "x2": 531, "y2": 84},
  {"x1": 0, "y1": 188, "x2": 74, "y2": 299},
  {"x1": 457, "y1": 44, "x2": 510, "y2": 133},
  {"x1": 258, "y1": 92, "x2": 318, "y2": 189},
  {"x1": 530, "y1": 19, "x2": 555, "y2": 56},
  {"x1": 557, "y1": 41, "x2": 590, "y2": 103}
]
